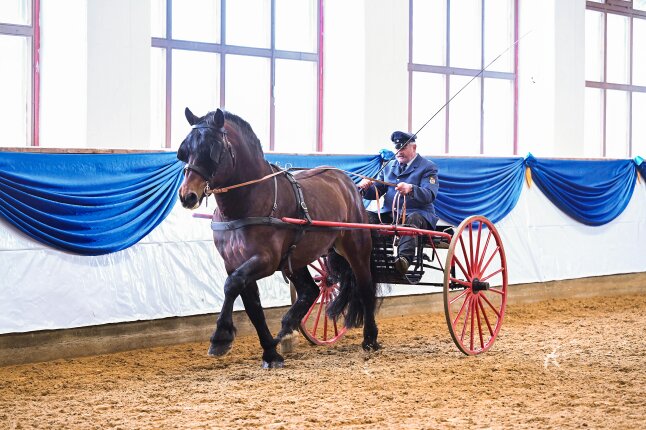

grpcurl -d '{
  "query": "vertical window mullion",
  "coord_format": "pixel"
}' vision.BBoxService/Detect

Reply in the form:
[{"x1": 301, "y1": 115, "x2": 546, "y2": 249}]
[
  {"x1": 165, "y1": 0, "x2": 172, "y2": 148},
  {"x1": 480, "y1": 0, "x2": 485, "y2": 154},
  {"x1": 445, "y1": 0, "x2": 451, "y2": 154},
  {"x1": 269, "y1": 0, "x2": 276, "y2": 151},
  {"x1": 33, "y1": 0, "x2": 40, "y2": 147}
]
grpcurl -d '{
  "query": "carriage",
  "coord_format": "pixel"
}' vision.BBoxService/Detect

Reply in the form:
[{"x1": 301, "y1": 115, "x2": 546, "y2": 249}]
[
  {"x1": 281, "y1": 214, "x2": 508, "y2": 356},
  {"x1": 180, "y1": 107, "x2": 507, "y2": 366}
]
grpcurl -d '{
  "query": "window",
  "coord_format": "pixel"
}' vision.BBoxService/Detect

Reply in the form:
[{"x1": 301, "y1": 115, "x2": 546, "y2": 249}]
[
  {"x1": 151, "y1": 0, "x2": 322, "y2": 152},
  {"x1": 0, "y1": 0, "x2": 39, "y2": 147},
  {"x1": 585, "y1": 0, "x2": 646, "y2": 158},
  {"x1": 409, "y1": 0, "x2": 518, "y2": 155}
]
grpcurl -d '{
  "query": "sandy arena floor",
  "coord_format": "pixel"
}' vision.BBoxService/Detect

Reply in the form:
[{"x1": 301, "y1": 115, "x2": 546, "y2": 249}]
[{"x1": 1, "y1": 293, "x2": 645, "y2": 429}]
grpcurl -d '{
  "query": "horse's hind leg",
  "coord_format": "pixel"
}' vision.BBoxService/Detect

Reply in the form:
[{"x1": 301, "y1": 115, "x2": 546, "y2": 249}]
[
  {"x1": 239, "y1": 282, "x2": 284, "y2": 368},
  {"x1": 277, "y1": 267, "x2": 319, "y2": 341},
  {"x1": 339, "y1": 232, "x2": 380, "y2": 351}
]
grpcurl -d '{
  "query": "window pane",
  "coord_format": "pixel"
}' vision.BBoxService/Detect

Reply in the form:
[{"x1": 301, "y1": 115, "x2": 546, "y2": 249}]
[
  {"x1": 412, "y1": 72, "x2": 446, "y2": 154},
  {"x1": 412, "y1": 0, "x2": 446, "y2": 66},
  {"x1": 635, "y1": 0, "x2": 646, "y2": 12},
  {"x1": 226, "y1": 0, "x2": 270, "y2": 48},
  {"x1": 450, "y1": 0, "x2": 482, "y2": 69},
  {"x1": 274, "y1": 59, "x2": 316, "y2": 152},
  {"x1": 634, "y1": 18, "x2": 646, "y2": 86},
  {"x1": 483, "y1": 78, "x2": 513, "y2": 155},
  {"x1": 584, "y1": 87, "x2": 603, "y2": 157},
  {"x1": 150, "y1": 48, "x2": 166, "y2": 148},
  {"x1": 0, "y1": 35, "x2": 30, "y2": 147},
  {"x1": 171, "y1": 50, "x2": 220, "y2": 148},
  {"x1": 607, "y1": 13, "x2": 630, "y2": 85},
  {"x1": 448, "y1": 75, "x2": 481, "y2": 154},
  {"x1": 484, "y1": 0, "x2": 513, "y2": 73},
  {"x1": 606, "y1": 89, "x2": 629, "y2": 158},
  {"x1": 225, "y1": 55, "x2": 270, "y2": 149},
  {"x1": 172, "y1": 0, "x2": 220, "y2": 43},
  {"x1": 0, "y1": 0, "x2": 31, "y2": 25},
  {"x1": 276, "y1": 0, "x2": 316, "y2": 52},
  {"x1": 632, "y1": 92, "x2": 646, "y2": 157},
  {"x1": 585, "y1": 10, "x2": 604, "y2": 82},
  {"x1": 151, "y1": 0, "x2": 165, "y2": 38}
]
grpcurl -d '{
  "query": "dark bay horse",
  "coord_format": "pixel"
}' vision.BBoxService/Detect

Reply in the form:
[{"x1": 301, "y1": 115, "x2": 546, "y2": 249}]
[{"x1": 177, "y1": 107, "x2": 379, "y2": 367}]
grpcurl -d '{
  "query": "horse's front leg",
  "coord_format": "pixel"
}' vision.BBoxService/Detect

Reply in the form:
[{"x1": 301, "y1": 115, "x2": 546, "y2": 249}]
[
  {"x1": 209, "y1": 256, "x2": 272, "y2": 357},
  {"x1": 239, "y1": 282, "x2": 284, "y2": 368}
]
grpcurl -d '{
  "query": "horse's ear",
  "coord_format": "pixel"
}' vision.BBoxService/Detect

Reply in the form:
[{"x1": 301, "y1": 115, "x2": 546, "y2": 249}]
[
  {"x1": 177, "y1": 140, "x2": 188, "y2": 162},
  {"x1": 214, "y1": 108, "x2": 225, "y2": 128},
  {"x1": 185, "y1": 107, "x2": 199, "y2": 126}
]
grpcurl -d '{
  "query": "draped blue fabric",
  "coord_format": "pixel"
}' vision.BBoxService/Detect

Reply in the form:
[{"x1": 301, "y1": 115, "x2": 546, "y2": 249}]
[
  {"x1": 0, "y1": 150, "x2": 642, "y2": 255},
  {"x1": 525, "y1": 154, "x2": 637, "y2": 226},
  {"x1": 430, "y1": 157, "x2": 526, "y2": 225},
  {"x1": 636, "y1": 156, "x2": 645, "y2": 182},
  {"x1": 0, "y1": 152, "x2": 184, "y2": 255}
]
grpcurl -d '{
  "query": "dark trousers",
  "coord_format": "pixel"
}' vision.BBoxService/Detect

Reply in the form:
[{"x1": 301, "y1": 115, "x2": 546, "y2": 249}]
[{"x1": 367, "y1": 211, "x2": 429, "y2": 259}]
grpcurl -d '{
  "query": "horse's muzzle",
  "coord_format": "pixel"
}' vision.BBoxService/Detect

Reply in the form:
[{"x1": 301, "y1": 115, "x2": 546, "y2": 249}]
[{"x1": 179, "y1": 190, "x2": 200, "y2": 210}]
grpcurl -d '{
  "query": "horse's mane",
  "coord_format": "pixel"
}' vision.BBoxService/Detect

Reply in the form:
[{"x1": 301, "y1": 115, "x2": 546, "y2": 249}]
[{"x1": 205, "y1": 110, "x2": 264, "y2": 154}]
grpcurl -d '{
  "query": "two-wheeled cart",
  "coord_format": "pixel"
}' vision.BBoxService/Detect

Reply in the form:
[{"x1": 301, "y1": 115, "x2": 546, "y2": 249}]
[{"x1": 284, "y1": 215, "x2": 508, "y2": 355}]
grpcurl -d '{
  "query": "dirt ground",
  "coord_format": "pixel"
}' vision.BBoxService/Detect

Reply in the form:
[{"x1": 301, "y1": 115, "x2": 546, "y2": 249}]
[{"x1": 1, "y1": 293, "x2": 645, "y2": 430}]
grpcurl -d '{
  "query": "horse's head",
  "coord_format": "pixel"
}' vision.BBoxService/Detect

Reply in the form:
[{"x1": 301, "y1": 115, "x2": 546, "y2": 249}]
[{"x1": 177, "y1": 107, "x2": 236, "y2": 209}]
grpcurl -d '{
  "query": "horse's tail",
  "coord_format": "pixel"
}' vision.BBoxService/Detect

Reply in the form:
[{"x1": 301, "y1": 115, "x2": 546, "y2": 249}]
[{"x1": 326, "y1": 249, "x2": 380, "y2": 328}]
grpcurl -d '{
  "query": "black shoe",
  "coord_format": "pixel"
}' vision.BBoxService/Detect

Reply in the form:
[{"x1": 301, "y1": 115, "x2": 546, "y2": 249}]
[{"x1": 394, "y1": 256, "x2": 410, "y2": 274}]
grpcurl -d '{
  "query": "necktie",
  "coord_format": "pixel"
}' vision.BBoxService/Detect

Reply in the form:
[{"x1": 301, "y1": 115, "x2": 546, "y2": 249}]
[{"x1": 400, "y1": 163, "x2": 407, "y2": 174}]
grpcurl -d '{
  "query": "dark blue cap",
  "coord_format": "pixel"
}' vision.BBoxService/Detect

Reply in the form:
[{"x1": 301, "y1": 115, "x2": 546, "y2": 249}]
[{"x1": 390, "y1": 131, "x2": 416, "y2": 145}]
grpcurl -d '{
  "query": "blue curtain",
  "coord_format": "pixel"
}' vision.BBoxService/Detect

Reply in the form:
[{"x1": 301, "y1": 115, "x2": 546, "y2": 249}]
[
  {"x1": 0, "y1": 152, "x2": 184, "y2": 255},
  {"x1": 525, "y1": 154, "x2": 637, "y2": 226},
  {"x1": 637, "y1": 156, "x2": 645, "y2": 182},
  {"x1": 431, "y1": 157, "x2": 526, "y2": 225}
]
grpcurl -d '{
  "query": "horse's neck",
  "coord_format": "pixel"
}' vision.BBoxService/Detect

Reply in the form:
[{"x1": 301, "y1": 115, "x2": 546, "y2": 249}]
[{"x1": 214, "y1": 157, "x2": 275, "y2": 219}]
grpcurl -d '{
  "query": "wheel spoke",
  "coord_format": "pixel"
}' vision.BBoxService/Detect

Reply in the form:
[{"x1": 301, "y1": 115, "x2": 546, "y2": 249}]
[
  {"x1": 449, "y1": 285, "x2": 469, "y2": 304},
  {"x1": 478, "y1": 297, "x2": 494, "y2": 337},
  {"x1": 474, "y1": 221, "x2": 483, "y2": 274},
  {"x1": 488, "y1": 287, "x2": 505, "y2": 295},
  {"x1": 468, "y1": 223, "x2": 475, "y2": 277},
  {"x1": 452, "y1": 292, "x2": 471, "y2": 327},
  {"x1": 475, "y1": 297, "x2": 484, "y2": 349},
  {"x1": 453, "y1": 256, "x2": 470, "y2": 281},
  {"x1": 480, "y1": 266, "x2": 505, "y2": 283},
  {"x1": 469, "y1": 298, "x2": 476, "y2": 351},
  {"x1": 480, "y1": 246, "x2": 501, "y2": 279},
  {"x1": 475, "y1": 231, "x2": 493, "y2": 277},
  {"x1": 481, "y1": 292, "x2": 501, "y2": 318},
  {"x1": 308, "y1": 263, "x2": 325, "y2": 276},
  {"x1": 449, "y1": 277, "x2": 471, "y2": 289},
  {"x1": 459, "y1": 236, "x2": 472, "y2": 278},
  {"x1": 459, "y1": 295, "x2": 472, "y2": 342}
]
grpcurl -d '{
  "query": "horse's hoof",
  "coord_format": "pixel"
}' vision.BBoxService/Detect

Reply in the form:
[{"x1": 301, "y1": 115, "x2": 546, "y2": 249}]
[
  {"x1": 362, "y1": 341, "x2": 381, "y2": 352},
  {"x1": 208, "y1": 342, "x2": 232, "y2": 357},
  {"x1": 262, "y1": 360, "x2": 285, "y2": 369},
  {"x1": 279, "y1": 333, "x2": 296, "y2": 354}
]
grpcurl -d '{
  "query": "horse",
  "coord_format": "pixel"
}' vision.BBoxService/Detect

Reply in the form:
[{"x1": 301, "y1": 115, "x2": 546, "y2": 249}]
[{"x1": 177, "y1": 107, "x2": 380, "y2": 367}]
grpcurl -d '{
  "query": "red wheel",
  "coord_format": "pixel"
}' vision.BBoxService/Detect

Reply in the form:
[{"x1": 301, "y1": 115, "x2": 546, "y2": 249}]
[
  {"x1": 290, "y1": 256, "x2": 347, "y2": 346},
  {"x1": 443, "y1": 215, "x2": 508, "y2": 355}
]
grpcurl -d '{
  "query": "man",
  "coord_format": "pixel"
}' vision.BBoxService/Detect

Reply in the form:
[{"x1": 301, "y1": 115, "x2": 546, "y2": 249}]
[{"x1": 358, "y1": 131, "x2": 439, "y2": 274}]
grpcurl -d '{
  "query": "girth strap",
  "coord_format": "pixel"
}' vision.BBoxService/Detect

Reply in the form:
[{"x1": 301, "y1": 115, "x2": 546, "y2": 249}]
[{"x1": 283, "y1": 170, "x2": 312, "y2": 224}]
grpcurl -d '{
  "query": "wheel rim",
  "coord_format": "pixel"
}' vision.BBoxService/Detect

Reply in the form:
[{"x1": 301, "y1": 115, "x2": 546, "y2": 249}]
[
  {"x1": 298, "y1": 256, "x2": 348, "y2": 346},
  {"x1": 443, "y1": 216, "x2": 508, "y2": 355}
]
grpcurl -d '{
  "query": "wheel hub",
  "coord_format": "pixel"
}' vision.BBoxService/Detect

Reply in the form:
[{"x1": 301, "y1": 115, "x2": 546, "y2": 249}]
[{"x1": 471, "y1": 278, "x2": 490, "y2": 292}]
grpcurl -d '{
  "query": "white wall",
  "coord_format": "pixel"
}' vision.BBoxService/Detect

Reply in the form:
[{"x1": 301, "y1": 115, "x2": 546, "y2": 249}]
[
  {"x1": 39, "y1": 0, "x2": 151, "y2": 149},
  {"x1": 35, "y1": 1, "x2": 590, "y2": 156}
]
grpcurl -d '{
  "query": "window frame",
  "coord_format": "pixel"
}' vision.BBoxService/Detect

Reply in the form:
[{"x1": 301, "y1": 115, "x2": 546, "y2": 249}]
[
  {"x1": 408, "y1": 0, "x2": 519, "y2": 155},
  {"x1": 586, "y1": 0, "x2": 646, "y2": 157},
  {"x1": 0, "y1": 0, "x2": 40, "y2": 147},
  {"x1": 151, "y1": 0, "x2": 324, "y2": 151}
]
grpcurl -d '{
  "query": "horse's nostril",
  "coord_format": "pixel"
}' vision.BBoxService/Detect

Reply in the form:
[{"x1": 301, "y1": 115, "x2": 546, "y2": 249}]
[{"x1": 182, "y1": 192, "x2": 198, "y2": 208}]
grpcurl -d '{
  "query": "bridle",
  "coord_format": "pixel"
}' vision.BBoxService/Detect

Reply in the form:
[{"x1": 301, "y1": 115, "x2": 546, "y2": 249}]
[{"x1": 183, "y1": 124, "x2": 235, "y2": 192}]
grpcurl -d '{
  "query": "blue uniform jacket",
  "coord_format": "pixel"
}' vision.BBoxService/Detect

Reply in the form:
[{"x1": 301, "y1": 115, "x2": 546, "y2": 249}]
[{"x1": 363, "y1": 155, "x2": 440, "y2": 228}]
